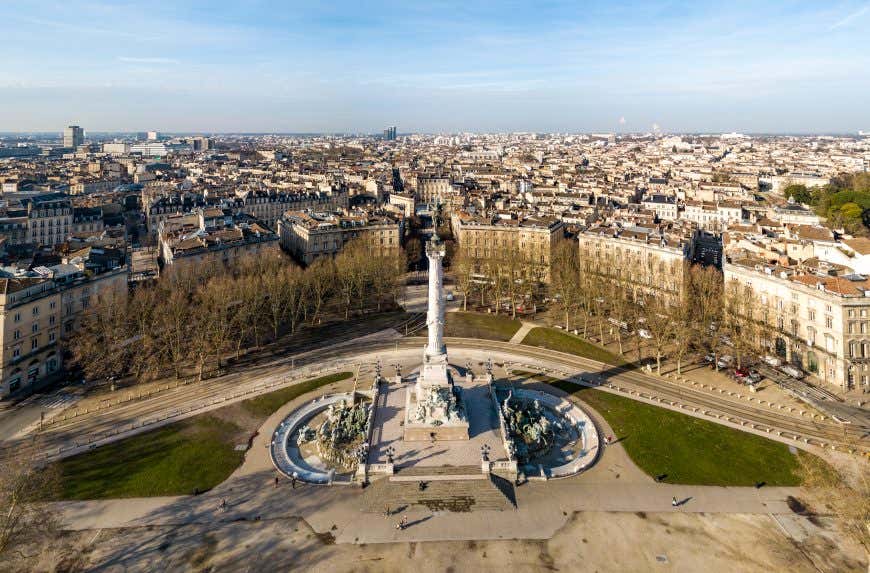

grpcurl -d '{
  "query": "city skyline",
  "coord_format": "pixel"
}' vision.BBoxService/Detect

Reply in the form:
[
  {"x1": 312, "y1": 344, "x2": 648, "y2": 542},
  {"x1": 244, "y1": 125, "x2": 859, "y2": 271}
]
[{"x1": 1, "y1": 1, "x2": 869, "y2": 134}]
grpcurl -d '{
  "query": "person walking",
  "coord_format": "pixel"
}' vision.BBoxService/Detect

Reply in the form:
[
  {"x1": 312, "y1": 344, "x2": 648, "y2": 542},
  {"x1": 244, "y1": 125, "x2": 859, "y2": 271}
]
[
  {"x1": 274, "y1": 476, "x2": 279, "y2": 489},
  {"x1": 220, "y1": 498, "x2": 228, "y2": 511},
  {"x1": 384, "y1": 504, "x2": 390, "y2": 518},
  {"x1": 671, "y1": 496, "x2": 678, "y2": 507},
  {"x1": 291, "y1": 476, "x2": 297, "y2": 489},
  {"x1": 401, "y1": 515, "x2": 408, "y2": 530}
]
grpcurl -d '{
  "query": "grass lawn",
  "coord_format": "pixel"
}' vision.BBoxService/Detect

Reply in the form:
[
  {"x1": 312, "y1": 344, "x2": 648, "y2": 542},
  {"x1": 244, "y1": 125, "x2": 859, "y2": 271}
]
[
  {"x1": 518, "y1": 371, "x2": 810, "y2": 486},
  {"x1": 54, "y1": 371, "x2": 352, "y2": 499},
  {"x1": 444, "y1": 311, "x2": 522, "y2": 341},
  {"x1": 240, "y1": 371, "x2": 353, "y2": 417},
  {"x1": 521, "y1": 327, "x2": 628, "y2": 367}
]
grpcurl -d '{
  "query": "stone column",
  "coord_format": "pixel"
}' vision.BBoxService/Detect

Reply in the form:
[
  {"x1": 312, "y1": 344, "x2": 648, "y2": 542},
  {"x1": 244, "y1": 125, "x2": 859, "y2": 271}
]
[{"x1": 425, "y1": 235, "x2": 446, "y2": 357}]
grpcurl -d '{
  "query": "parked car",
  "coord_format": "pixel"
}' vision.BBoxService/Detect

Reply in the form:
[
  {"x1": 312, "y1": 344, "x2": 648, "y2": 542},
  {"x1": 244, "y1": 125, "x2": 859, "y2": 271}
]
[
  {"x1": 703, "y1": 353, "x2": 716, "y2": 364},
  {"x1": 733, "y1": 367, "x2": 749, "y2": 379},
  {"x1": 716, "y1": 355, "x2": 734, "y2": 369},
  {"x1": 763, "y1": 355, "x2": 783, "y2": 367},
  {"x1": 638, "y1": 329, "x2": 652, "y2": 339},
  {"x1": 445, "y1": 292, "x2": 454, "y2": 301},
  {"x1": 748, "y1": 370, "x2": 763, "y2": 384},
  {"x1": 779, "y1": 364, "x2": 805, "y2": 379}
]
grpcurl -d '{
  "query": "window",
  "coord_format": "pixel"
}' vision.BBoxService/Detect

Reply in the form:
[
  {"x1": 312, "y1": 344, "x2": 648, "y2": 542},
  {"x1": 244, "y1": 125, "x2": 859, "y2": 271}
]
[
  {"x1": 31, "y1": 323, "x2": 38, "y2": 333},
  {"x1": 48, "y1": 333, "x2": 55, "y2": 342},
  {"x1": 31, "y1": 339, "x2": 38, "y2": 350},
  {"x1": 32, "y1": 307, "x2": 38, "y2": 316},
  {"x1": 825, "y1": 316, "x2": 833, "y2": 329},
  {"x1": 13, "y1": 313, "x2": 20, "y2": 323},
  {"x1": 12, "y1": 348, "x2": 20, "y2": 358}
]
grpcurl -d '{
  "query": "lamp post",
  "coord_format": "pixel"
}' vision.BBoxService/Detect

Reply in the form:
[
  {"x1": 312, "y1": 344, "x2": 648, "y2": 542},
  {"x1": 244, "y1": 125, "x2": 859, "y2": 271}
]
[
  {"x1": 385, "y1": 445, "x2": 396, "y2": 465},
  {"x1": 480, "y1": 443, "x2": 491, "y2": 462}
]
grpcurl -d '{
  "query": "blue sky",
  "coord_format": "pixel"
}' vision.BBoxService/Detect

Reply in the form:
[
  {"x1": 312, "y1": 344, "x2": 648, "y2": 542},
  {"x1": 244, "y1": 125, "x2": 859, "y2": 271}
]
[{"x1": 1, "y1": 1, "x2": 869, "y2": 133}]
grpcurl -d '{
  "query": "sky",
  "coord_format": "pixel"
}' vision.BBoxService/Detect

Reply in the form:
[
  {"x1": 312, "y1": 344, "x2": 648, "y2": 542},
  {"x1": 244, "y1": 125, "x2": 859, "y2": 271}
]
[{"x1": 1, "y1": 0, "x2": 869, "y2": 134}]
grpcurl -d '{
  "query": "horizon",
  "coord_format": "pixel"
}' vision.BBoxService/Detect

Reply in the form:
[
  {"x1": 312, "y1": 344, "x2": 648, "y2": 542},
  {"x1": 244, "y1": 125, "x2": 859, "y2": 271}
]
[{"x1": 2, "y1": 1, "x2": 869, "y2": 133}]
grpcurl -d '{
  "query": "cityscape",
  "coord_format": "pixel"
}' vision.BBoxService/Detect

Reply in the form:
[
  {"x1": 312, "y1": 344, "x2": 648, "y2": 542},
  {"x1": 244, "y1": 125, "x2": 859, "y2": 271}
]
[{"x1": 1, "y1": 2, "x2": 869, "y2": 573}]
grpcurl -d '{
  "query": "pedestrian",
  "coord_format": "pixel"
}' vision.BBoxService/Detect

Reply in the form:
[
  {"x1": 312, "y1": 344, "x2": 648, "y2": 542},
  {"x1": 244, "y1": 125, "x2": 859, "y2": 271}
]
[
  {"x1": 220, "y1": 498, "x2": 228, "y2": 511},
  {"x1": 291, "y1": 476, "x2": 297, "y2": 489},
  {"x1": 671, "y1": 496, "x2": 677, "y2": 507},
  {"x1": 274, "y1": 476, "x2": 279, "y2": 488},
  {"x1": 384, "y1": 504, "x2": 390, "y2": 518},
  {"x1": 401, "y1": 515, "x2": 408, "y2": 530}
]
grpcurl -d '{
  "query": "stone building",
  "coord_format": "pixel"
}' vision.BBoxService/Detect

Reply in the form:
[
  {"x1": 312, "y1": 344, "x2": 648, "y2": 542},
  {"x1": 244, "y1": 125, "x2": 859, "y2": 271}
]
[
  {"x1": 451, "y1": 212, "x2": 565, "y2": 282},
  {"x1": 158, "y1": 209, "x2": 279, "y2": 270},
  {"x1": 277, "y1": 209, "x2": 403, "y2": 265},
  {"x1": 577, "y1": 224, "x2": 689, "y2": 301},
  {"x1": 724, "y1": 259, "x2": 870, "y2": 391},
  {"x1": 0, "y1": 258, "x2": 127, "y2": 398}
]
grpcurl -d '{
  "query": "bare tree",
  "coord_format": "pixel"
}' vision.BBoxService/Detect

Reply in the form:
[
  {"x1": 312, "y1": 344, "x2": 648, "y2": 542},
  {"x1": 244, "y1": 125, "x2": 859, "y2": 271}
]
[
  {"x1": 452, "y1": 247, "x2": 477, "y2": 312},
  {"x1": 0, "y1": 443, "x2": 60, "y2": 556}
]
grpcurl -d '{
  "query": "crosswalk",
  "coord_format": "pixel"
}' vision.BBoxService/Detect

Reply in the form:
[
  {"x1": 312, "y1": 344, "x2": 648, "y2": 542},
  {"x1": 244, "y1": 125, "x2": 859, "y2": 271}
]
[
  {"x1": 36, "y1": 394, "x2": 78, "y2": 409},
  {"x1": 17, "y1": 392, "x2": 79, "y2": 410}
]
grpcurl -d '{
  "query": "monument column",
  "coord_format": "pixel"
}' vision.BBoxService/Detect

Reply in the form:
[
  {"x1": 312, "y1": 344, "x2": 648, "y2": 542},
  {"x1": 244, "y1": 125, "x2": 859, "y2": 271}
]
[{"x1": 425, "y1": 234, "x2": 446, "y2": 358}]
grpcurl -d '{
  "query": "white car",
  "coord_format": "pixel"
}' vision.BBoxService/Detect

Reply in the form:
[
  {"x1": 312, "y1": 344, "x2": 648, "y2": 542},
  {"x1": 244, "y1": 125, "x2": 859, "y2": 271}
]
[
  {"x1": 637, "y1": 329, "x2": 652, "y2": 339},
  {"x1": 763, "y1": 355, "x2": 783, "y2": 367},
  {"x1": 445, "y1": 292, "x2": 454, "y2": 301},
  {"x1": 779, "y1": 364, "x2": 805, "y2": 379}
]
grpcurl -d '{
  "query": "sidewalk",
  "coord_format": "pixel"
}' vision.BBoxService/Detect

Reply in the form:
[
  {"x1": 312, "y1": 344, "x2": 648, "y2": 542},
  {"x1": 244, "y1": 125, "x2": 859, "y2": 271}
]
[{"x1": 509, "y1": 322, "x2": 535, "y2": 344}]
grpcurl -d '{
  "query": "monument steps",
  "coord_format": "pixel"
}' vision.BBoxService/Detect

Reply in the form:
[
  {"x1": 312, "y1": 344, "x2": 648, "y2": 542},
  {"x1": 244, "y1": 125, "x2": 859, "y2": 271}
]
[
  {"x1": 391, "y1": 464, "x2": 484, "y2": 481},
  {"x1": 361, "y1": 473, "x2": 516, "y2": 513}
]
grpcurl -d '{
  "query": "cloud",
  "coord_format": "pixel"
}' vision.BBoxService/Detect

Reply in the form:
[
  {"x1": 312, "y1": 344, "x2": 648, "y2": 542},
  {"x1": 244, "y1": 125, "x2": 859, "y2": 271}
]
[
  {"x1": 118, "y1": 57, "x2": 179, "y2": 65},
  {"x1": 829, "y1": 4, "x2": 869, "y2": 30}
]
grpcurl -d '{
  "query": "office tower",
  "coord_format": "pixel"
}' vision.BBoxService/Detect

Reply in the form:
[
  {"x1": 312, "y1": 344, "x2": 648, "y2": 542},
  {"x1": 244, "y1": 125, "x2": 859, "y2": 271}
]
[
  {"x1": 63, "y1": 125, "x2": 84, "y2": 148},
  {"x1": 147, "y1": 131, "x2": 159, "y2": 141},
  {"x1": 383, "y1": 126, "x2": 397, "y2": 141}
]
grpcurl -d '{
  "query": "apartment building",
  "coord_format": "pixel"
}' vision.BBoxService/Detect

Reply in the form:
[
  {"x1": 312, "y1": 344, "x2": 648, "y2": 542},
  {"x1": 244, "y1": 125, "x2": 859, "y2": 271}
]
[
  {"x1": 416, "y1": 174, "x2": 452, "y2": 204},
  {"x1": 451, "y1": 212, "x2": 565, "y2": 282},
  {"x1": 682, "y1": 200, "x2": 743, "y2": 231},
  {"x1": 640, "y1": 194, "x2": 678, "y2": 221},
  {"x1": 577, "y1": 224, "x2": 689, "y2": 300},
  {"x1": 724, "y1": 258, "x2": 870, "y2": 391},
  {"x1": 158, "y1": 209, "x2": 280, "y2": 270},
  {"x1": 0, "y1": 259, "x2": 127, "y2": 398},
  {"x1": 277, "y1": 209, "x2": 404, "y2": 265}
]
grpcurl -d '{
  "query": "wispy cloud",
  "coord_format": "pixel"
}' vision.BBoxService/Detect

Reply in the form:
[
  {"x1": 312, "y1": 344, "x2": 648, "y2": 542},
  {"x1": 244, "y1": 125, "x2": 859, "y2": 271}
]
[
  {"x1": 117, "y1": 56, "x2": 179, "y2": 65},
  {"x1": 829, "y1": 4, "x2": 869, "y2": 30}
]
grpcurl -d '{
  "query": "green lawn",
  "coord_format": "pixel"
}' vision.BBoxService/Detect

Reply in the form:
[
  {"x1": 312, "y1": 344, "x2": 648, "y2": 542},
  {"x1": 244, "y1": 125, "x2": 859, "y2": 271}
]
[
  {"x1": 552, "y1": 378, "x2": 807, "y2": 485},
  {"x1": 240, "y1": 371, "x2": 353, "y2": 417},
  {"x1": 54, "y1": 372, "x2": 353, "y2": 499},
  {"x1": 521, "y1": 327, "x2": 627, "y2": 366},
  {"x1": 444, "y1": 311, "x2": 522, "y2": 341},
  {"x1": 515, "y1": 371, "x2": 809, "y2": 486},
  {"x1": 56, "y1": 415, "x2": 245, "y2": 499}
]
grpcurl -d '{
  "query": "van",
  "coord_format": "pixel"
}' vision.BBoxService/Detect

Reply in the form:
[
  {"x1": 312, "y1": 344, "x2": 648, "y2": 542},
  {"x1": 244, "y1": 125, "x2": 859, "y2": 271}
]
[
  {"x1": 779, "y1": 365, "x2": 805, "y2": 379},
  {"x1": 763, "y1": 355, "x2": 783, "y2": 367}
]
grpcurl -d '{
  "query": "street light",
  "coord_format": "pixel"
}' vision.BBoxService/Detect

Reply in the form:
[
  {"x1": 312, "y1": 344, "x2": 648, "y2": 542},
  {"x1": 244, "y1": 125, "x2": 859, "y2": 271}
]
[
  {"x1": 480, "y1": 443, "x2": 491, "y2": 462},
  {"x1": 385, "y1": 445, "x2": 396, "y2": 464}
]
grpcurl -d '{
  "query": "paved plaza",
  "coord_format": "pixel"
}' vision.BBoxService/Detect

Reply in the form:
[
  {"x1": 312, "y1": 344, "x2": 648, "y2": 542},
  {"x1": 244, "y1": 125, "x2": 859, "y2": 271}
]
[{"x1": 369, "y1": 372, "x2": 506, "y2": 469}]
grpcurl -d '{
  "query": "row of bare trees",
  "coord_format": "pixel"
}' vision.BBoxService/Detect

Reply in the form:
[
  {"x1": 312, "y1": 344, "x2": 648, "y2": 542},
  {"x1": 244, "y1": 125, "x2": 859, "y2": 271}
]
[
  {"x1": 69, "y1": 241, "x2": 405, "y2": 385},
  {"x1": 452, "y1": 244, "x2": 548, "y2": 319},
  {"x1": 547, "y1": 241, "x2": 771, "y2": 375}
]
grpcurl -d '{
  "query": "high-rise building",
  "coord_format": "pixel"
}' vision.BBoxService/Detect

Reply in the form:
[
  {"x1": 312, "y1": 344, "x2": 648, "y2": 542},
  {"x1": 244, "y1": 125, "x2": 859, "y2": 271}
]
[
  {"x1": 147, "y1": 131, "x2": 159, "y2": 141},
  {"x1": 383, "y1": 126, "x2": 397, "y2": 141},
  {"x1": 63, "y1": 125, "x2": 84, "y2": 148}
]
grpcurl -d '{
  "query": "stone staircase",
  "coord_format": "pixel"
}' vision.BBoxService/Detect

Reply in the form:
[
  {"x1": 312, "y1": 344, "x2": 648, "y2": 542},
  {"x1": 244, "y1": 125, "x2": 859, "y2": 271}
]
[{"x1": 361, "y1": 466, "x2": 516, "y2": 513}]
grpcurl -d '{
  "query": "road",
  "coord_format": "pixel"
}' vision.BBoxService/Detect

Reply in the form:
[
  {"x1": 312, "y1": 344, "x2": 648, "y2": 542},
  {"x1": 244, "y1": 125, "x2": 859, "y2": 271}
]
[{"x1": 4, "y1": 335, "x2": 868, "y2": 461}]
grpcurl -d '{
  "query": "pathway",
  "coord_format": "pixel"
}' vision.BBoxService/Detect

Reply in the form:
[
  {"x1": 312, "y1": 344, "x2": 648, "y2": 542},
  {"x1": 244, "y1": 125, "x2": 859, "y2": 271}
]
[{"x1": 509, "y1": 321, "x2": 535, "y2": 344}]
